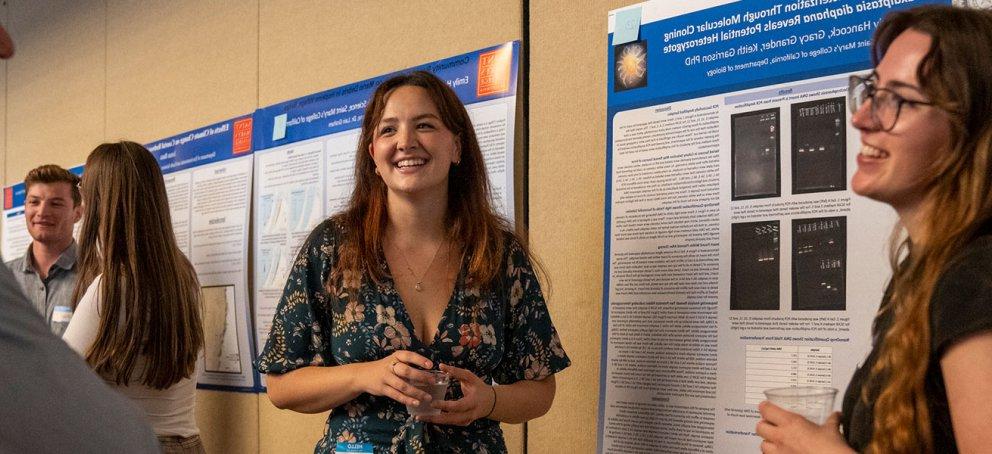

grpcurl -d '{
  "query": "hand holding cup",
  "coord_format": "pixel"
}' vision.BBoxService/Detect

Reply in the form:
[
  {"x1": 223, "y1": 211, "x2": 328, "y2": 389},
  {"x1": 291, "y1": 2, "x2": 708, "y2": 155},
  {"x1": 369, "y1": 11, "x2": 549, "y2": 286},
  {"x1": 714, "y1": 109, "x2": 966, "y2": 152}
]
[
  {"x1": 361, "y1": 351, "x2": 436, "y2": 408},
  {"x1": 763, "y1": 386, "x2": 838, "y2": 424},
  {"x1": 405, "y1": 370, "x2": 450, "y2": 416}
]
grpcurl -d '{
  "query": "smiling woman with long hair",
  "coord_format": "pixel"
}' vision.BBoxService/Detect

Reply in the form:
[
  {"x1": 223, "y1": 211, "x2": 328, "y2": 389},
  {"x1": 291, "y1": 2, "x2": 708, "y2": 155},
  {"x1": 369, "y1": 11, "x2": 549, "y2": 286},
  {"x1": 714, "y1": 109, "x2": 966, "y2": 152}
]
[
  {"x1": 63, "y1": 141, "x2": 205, "y2": 453},
  {"x1": 255, "y1": 71, "x2": 570, "y2": 453},
  {"x1": 757, "y1": 5, "x2": 992, "y2": 454}
]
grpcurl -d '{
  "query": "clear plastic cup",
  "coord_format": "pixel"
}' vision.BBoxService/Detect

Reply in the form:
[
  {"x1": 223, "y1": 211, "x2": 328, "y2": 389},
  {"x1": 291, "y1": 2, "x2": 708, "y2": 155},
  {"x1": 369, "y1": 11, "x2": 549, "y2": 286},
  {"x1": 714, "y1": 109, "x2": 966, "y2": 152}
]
[
  {"x1": 405, "y1": 370, "x2": 450, "y2": 416},
  {"x1": 763, "y1": 386, "x2": 838, "y2": 424}
]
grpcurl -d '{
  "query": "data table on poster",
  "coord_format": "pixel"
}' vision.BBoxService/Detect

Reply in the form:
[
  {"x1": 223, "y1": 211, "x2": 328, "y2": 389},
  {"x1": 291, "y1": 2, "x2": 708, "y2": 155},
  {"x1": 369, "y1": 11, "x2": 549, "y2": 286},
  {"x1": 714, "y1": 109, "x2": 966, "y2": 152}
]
[{"x1": 744, "y1": 345, "x2": 832, "y2": 404}]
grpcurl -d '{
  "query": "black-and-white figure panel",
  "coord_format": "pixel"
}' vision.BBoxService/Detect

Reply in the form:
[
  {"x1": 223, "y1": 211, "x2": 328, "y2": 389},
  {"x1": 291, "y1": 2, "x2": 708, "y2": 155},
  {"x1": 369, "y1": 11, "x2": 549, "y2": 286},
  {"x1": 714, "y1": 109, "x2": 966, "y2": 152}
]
[
  {"x1": 731, "y1": 220, "x2": 780, "y2": 310},
  {"x1": 731, "y1": 108, "x2": 781, "y2": 200},
  {"x1": 792, "y1": 216, "x2": 847, "y2": 311},
  {"x1": 791, "y1": 97, "x2": 846, "y2": 194}
]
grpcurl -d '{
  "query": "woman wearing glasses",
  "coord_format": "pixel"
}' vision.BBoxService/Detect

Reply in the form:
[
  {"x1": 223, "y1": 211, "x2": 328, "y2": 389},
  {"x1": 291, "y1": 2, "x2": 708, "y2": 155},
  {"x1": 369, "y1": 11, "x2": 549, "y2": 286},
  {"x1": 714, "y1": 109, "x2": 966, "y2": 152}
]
[{"x1": 757, "y1": 5, "x2": 992, "y2": 454}]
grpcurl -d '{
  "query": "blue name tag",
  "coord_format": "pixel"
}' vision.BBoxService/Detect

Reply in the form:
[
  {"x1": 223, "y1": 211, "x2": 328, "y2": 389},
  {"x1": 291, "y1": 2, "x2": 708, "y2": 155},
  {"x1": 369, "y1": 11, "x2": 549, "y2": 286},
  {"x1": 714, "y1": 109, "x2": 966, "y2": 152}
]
[
  {"x1": 52, "y1": 306, "x2": 73, "y2": 324},
  {"x1": 335, "y1": 442, "x2": 374, "y2": 453}
]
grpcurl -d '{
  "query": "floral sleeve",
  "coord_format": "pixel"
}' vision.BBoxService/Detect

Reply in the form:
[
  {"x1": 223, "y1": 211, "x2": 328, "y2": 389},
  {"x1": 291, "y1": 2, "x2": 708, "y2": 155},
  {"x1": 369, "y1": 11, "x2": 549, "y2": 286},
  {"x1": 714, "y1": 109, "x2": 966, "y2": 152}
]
[
  {"x1": 492, "y1": 240, "x2": 571, "y2": 384},
  {"x1": 254, "y1": 220, "x2": 338, "y2": 374}
]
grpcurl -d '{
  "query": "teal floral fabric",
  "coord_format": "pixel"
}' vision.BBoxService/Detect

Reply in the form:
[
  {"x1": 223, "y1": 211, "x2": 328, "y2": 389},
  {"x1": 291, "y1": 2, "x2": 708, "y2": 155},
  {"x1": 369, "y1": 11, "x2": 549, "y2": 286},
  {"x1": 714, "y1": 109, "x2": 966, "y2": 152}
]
[{"x1": 255, "y1": 219, "x2": 570, "y2": 454}]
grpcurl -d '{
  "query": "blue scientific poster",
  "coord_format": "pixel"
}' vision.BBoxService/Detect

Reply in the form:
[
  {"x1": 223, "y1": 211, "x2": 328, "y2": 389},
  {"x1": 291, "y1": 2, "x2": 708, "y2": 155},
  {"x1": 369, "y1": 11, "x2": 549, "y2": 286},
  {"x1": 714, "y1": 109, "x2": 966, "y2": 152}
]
[
  {"x1": 600, "y1": 1, "x2": 947, "y2": 452},
  {"x1": 147, "y1": 116, "x2": 259, "y2": 392},
  {"x1": 251, "y1": 42, "x2": 521, "y2": 368}
]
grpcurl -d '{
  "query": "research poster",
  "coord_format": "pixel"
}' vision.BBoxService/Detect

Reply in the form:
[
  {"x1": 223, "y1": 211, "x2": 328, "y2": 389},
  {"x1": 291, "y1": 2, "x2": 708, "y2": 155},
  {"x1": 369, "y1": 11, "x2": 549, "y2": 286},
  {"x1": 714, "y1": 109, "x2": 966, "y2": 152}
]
[
  {"x1": 251, "y1": 42, "x2": 521, "y2": 359},
  {"x1": 2, "y1": 165, "x2": 84, "y2": 264},
  {"x1": 147, "y1": 116, "x2": 258, "y2": 391},
  {"x1": 600, "y1": 1, "x2": 948, "y2": 452},
  {"x1": 1, "y1": 195, "x2": 30, "y2": 262},
  {"x1": 3, "y1": 182, "x2": 37, "y2": 263}
]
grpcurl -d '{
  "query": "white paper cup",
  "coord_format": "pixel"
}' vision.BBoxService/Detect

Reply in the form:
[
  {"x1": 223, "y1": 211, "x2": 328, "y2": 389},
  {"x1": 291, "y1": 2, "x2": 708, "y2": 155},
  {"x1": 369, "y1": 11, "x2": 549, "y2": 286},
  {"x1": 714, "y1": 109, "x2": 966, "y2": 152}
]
[
  {"x1": 763, "y1": 386, "x2": 838, "y2": 424},
  {"x1": 405, "y1": 370, "x2": 450, "y2": 416}
]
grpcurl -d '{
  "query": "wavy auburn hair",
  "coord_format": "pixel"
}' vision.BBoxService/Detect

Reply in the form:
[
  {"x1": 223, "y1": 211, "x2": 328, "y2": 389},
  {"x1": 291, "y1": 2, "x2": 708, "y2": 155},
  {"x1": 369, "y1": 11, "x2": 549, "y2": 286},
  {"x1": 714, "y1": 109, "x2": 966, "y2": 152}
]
[
  {"x1": 72, "y1": 141, "x2": 203, "y2": 389},
  {"x1": 329, "y1": 70, "x2": 525, "y2": 295},
  {"x1": 864, "y1": 6, "x2": 992, "y2": 454}
]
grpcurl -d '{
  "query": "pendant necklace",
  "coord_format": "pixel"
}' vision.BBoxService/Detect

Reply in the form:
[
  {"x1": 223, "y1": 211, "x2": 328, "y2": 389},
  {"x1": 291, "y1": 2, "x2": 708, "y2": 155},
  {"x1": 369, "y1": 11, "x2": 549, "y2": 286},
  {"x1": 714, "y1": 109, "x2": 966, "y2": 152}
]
[{"x1": 395, "y1": 239, "x2": 444, "y2": 292}]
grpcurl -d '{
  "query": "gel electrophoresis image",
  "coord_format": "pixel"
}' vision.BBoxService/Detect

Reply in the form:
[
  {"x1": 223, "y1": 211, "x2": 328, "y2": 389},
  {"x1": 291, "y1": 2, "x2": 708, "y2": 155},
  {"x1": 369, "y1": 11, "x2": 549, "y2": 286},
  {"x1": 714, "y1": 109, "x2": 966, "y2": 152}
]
[
  {"x1": 792, "y1": 216, "x2": 846, "y2": 311},
  {"x1": 731, "y1": 108, "x2": 780, "y2": 200},
  {"x1": 792, "y1": 97, "x2": 846, "y2": 194},
  {"x1": 731, "y1": 220, "x2": 780, "y2": 310}
]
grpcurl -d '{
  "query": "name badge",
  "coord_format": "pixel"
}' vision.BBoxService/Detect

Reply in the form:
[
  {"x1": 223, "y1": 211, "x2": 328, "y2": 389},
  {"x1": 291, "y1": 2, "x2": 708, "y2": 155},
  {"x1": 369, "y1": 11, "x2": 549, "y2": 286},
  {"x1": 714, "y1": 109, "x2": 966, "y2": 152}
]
[
  {"x1": 335, "y1": 442, "x2": 374, "y2": 453},
  {"x1": 52, "y1": 306, "x2": 73, "y2": 324}
]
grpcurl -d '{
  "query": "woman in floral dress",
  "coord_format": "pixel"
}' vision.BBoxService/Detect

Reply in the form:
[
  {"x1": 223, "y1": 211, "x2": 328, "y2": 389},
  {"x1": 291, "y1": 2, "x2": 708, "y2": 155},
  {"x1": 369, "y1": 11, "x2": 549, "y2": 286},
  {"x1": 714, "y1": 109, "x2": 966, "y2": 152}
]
[{"x1": 256, "y1": 70, "x2": 570, "y2": 453}]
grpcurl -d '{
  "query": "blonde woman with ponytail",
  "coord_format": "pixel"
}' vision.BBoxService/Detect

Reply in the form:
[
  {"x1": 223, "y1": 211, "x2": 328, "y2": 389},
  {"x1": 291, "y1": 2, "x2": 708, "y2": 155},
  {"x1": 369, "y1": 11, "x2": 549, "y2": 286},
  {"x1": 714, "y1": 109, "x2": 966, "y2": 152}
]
[
  {"x1": 63, "y1": 141, "x2": 205, "y2": 453},
  {"x1": 757, "y1": 5, "x2": 992, "y2": 454}
]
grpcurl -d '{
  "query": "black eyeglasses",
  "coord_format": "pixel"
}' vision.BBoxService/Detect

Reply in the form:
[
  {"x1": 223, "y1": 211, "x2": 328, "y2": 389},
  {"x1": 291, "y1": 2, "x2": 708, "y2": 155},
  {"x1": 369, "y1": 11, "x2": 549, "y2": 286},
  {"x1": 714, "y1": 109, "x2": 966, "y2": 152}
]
[{"x1": 848, "y1": 73, "x2": 935, "y2": 132}]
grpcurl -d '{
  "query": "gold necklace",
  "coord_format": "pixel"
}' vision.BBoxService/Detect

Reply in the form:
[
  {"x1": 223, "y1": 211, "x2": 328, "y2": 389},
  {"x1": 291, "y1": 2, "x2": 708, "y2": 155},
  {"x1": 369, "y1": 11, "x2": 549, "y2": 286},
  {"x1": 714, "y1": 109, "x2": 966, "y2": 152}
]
[{"x1": 393, "y1": 239, "x2": 444, "y2": 292}]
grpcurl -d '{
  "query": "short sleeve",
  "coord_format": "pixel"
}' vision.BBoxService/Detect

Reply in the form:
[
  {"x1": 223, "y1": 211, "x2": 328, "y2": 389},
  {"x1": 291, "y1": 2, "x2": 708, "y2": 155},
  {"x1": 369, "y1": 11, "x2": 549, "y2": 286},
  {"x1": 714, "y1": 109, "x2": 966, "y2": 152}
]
[
  {"x1": 62, "y1": 275, "x2": 102, "y2": 357},
  {"x1": 492, "y1": 239, "x2": 571, "y2": 384},
  {"x1": 931, "y1": 237, "x2": 992, "y2": 355},
  {"x1": 254, "y1": 220, "x2": 338, "y2": 375}
]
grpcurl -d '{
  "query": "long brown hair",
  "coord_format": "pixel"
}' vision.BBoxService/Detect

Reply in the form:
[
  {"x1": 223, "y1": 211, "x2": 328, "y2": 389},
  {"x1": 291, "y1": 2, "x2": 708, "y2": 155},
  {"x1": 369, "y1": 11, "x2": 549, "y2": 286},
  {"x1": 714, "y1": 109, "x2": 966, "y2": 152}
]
[
  {"x1": 330, "y1": 70, "x2": 526, "y2": 294},
  {"x1": 72, "y1": 141, "x2": 203, "y2": 389},
  {"x1": 865, "y1": 6, "x2": 992, "y2": 453}
]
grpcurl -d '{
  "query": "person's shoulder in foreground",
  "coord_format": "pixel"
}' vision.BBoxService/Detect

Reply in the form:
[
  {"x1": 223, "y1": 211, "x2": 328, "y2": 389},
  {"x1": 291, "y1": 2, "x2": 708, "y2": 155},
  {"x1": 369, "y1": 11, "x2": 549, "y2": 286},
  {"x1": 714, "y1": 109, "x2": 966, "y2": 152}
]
[{"x1": 0, "y1": 263, "x2": 160, "y2": 453}]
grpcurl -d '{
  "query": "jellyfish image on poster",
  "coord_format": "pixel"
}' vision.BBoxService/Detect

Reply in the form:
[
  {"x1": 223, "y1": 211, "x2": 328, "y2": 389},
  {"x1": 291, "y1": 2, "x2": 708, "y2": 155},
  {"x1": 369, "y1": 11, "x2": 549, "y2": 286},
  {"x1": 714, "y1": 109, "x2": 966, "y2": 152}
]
[{"x1": 614, "y1": 40, "x2": 647, "y2": 91}]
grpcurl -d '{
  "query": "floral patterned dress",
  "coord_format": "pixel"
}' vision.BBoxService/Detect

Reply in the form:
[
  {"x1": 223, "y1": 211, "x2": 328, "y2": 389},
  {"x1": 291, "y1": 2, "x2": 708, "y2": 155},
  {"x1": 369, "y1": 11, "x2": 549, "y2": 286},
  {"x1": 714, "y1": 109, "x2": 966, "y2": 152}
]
[{"x1": 255, "y1": 219, "x2": 571, "y2": 453}]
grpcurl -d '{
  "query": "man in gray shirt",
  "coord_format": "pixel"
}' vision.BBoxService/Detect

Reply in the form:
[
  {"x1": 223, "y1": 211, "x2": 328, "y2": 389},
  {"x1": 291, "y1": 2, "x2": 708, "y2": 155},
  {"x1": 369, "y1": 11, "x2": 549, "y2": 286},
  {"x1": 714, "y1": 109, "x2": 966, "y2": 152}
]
[{"x1": 5, "y1": 164, "x2": 82, "y2": 335}]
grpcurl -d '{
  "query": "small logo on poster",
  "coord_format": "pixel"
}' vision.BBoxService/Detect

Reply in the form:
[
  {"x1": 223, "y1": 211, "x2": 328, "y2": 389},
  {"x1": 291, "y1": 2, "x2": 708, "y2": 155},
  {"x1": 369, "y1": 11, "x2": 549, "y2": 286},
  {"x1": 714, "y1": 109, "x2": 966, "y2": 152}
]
[
  {"x1": 614, "y1": 40, "x2": 647, "y2": 91},
  {"x1": 476, "y1": 45, "x2": 513, "y2": 97},
  {"x1": 232, "y1": 118, "x2": 253, "y2": 155},
  {"x1": 3, "y1": 187, "x2": 11, "y2": 210}
]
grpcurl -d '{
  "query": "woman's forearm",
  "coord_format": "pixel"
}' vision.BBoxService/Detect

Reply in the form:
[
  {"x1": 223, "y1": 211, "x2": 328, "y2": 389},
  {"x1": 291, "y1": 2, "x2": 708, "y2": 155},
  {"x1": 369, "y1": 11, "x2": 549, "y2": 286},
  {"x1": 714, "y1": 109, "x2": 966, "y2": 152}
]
[
  {"x1": 265, "y1": 363, "x2": 369, "y2": 414},
  {"x1": 489, "y1": 375, "x2": 557, "y2": 424}
]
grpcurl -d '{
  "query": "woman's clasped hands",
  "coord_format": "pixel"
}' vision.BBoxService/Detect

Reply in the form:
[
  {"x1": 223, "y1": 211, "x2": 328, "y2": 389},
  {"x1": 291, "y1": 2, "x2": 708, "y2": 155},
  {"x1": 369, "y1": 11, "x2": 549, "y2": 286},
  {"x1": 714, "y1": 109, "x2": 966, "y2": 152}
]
[
  {"x1": 360, "y1": 351, "x2": 436, "y2": 408},
  {"x1": 357, "y1": 351, "x2": 495, "y2": 426}
]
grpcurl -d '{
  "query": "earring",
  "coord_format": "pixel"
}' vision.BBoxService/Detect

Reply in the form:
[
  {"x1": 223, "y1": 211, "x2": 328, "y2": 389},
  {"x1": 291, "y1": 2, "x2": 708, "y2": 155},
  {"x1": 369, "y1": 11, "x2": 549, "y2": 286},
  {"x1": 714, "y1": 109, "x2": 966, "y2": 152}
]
[{"x1": 374, "y1": 167, "x2": 380, "y2": 175}]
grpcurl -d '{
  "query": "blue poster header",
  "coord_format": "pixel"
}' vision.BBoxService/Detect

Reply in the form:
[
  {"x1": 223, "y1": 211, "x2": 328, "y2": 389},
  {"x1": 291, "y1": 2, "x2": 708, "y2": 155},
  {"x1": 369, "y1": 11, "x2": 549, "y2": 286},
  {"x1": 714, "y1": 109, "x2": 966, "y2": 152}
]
[
  {"x1": 607, "y1": 0, "x2": 948, "y2": 110},
  {"x1": 254, "y1": 41, "x2": 520, "y2": 150},
  {"x1": 4, "y1": 164, "x2": 84, "y2": 211},
  {"x1": 146, "y1": 115, "x2": 255, "y2": 175}
]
